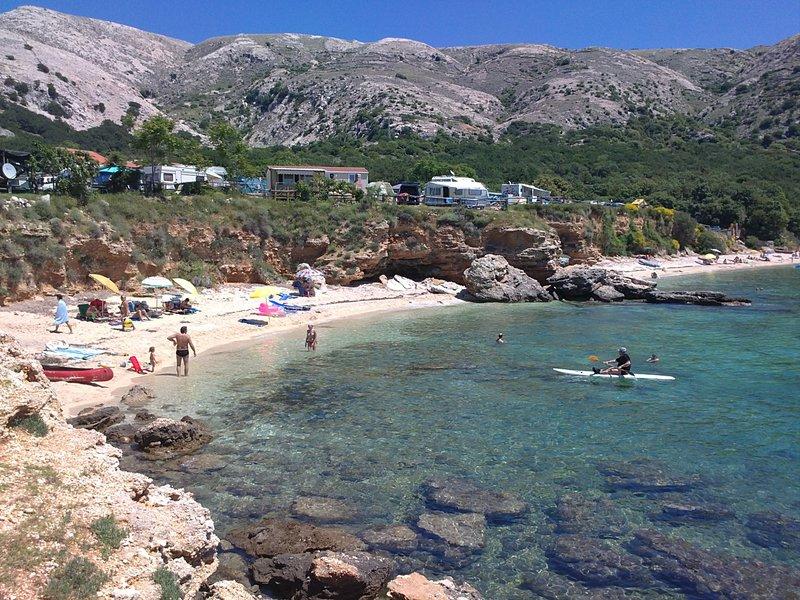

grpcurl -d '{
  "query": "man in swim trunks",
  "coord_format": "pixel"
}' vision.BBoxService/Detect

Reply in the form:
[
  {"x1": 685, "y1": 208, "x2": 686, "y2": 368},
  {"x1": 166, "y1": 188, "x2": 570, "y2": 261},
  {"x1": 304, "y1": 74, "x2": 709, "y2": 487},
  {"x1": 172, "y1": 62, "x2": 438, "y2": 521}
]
[
  {"x1": 595, "y1": 347, "x2": 632, "y2": 375},
  {"x1": 168, "y1": 325, "x2": 196, "y2": 376}
]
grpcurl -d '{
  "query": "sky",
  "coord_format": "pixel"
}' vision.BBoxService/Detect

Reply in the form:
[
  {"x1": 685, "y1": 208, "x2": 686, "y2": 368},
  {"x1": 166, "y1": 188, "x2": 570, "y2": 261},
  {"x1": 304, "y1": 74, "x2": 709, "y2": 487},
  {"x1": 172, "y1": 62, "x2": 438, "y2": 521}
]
[{"x1": 0, "y1": 0, "x2": 798, "y2": 49}]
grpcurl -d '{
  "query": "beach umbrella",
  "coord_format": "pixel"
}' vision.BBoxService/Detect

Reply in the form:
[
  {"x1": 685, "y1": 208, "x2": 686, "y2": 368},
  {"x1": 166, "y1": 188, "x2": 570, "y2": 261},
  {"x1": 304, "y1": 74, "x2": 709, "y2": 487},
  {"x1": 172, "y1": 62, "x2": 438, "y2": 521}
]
[
  {"x1": 249, "y1": 286, "x2": 282, "y2": 299},
  {"x1": 88, "y1": 273, "x2": 120, "y2": 295},
  {"x1": 141, "y1": 276, "x2": 174, "y2": 289},
  {"x1": 173, "y1": 277, "x2": 199, "y2": 297},
  {"x1": 702, "y1": 253, "x2": 717, "y2": 261}
]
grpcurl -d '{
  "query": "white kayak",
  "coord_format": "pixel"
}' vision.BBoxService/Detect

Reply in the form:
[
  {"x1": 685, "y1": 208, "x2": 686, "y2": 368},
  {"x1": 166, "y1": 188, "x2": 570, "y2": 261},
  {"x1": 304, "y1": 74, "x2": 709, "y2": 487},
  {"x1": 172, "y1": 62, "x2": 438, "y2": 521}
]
[{"x1": 553, "y1": 368, "x2": 675, "y2": 381}]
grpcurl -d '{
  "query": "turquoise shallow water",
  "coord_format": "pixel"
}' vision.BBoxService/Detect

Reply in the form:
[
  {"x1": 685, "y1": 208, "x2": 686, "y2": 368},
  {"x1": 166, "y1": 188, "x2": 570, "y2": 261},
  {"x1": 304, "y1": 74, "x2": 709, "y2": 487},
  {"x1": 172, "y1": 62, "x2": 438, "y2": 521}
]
[{"x1": 133, "y1": 266, "x2": 800, "y2": 598}]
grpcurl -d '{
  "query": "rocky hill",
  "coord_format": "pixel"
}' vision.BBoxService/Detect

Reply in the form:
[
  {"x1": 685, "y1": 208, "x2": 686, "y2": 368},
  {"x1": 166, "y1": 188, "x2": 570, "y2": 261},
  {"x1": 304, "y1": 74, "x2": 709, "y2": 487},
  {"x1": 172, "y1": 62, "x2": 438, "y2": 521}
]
[{"x1": 0, "y1": 5, "x2": 798, "y2": 145}]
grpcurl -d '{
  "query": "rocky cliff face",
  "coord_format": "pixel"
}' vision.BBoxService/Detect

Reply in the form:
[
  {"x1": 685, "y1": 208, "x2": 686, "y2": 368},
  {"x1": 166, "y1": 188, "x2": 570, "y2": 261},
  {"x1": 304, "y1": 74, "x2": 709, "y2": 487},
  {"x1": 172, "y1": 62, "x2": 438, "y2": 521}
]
[
  {"x1": 0, "y1": 335, "x2": 220, "y2": 599},
  {"x1": 0, "y1": 6, "x2": 797, "y2": 143},
  {"x1": 0, "y1": 209, "x2": 573, "y2": 301}
]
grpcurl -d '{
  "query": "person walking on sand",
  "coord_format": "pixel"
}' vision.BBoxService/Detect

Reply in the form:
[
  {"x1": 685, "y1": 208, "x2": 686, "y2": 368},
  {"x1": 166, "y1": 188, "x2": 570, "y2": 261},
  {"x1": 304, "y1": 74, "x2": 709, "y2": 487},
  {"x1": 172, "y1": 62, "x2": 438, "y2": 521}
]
[
  {"x1": 305, "y1": 324, "x2": 317, "y2": 351},
  {"x1": 168, "y1": 326, "x2": 196, "y2": 376},
  {"x1": 52, "y1": 294, "x2": 73, "y2": 334},
  {"x1": 148, "y1": 346, "x2": 158, "y2": 372}
]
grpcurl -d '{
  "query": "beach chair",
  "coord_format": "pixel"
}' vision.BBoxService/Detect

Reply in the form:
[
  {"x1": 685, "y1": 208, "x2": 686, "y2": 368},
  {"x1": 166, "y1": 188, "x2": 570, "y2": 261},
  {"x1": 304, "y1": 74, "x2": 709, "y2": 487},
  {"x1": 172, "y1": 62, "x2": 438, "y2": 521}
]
[{"x1": 128, "y1": 356, "x2": 145, "y2": 374}]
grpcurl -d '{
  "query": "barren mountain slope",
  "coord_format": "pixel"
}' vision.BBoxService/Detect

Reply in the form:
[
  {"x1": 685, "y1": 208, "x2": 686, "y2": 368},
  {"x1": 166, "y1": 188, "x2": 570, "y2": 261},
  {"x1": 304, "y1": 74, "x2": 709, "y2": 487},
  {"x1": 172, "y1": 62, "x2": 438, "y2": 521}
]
[
  {"x1": 0, "y1": 5, "x2": 189, "y2": 129},
  {"x1": 0, "y1": 5, "x2": 797, "y2": 144}
]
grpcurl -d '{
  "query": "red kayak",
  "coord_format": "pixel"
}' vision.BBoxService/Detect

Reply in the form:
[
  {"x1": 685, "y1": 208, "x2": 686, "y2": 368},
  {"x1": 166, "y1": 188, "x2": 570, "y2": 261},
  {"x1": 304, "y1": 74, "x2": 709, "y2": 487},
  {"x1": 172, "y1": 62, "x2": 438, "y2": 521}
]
[{"x1": 43, "y1": 366, "x2": 114, "y2": 383}]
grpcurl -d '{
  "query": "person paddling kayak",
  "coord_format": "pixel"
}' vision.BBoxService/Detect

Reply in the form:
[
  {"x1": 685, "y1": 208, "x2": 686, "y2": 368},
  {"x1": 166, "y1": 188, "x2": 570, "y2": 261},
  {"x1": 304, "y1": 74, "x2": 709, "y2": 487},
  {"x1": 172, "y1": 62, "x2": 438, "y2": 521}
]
[{"x1": 594, "y1": 347, "x2": 632, "y2": 375}]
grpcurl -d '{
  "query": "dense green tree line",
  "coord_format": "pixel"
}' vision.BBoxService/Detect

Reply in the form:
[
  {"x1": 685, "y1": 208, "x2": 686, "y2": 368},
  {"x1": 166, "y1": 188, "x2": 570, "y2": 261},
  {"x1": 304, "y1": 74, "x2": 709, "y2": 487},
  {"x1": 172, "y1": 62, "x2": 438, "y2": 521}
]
[{"x1": 2, "y1": 99, "x2": 798, "y2": 242}]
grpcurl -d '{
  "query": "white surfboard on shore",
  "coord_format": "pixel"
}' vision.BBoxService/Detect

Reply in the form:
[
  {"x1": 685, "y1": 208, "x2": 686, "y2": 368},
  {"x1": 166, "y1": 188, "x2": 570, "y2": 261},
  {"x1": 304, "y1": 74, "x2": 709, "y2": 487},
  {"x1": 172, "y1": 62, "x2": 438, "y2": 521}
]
[{"x1": 553, "y1": 368, "x2": 675, "y2": 381}]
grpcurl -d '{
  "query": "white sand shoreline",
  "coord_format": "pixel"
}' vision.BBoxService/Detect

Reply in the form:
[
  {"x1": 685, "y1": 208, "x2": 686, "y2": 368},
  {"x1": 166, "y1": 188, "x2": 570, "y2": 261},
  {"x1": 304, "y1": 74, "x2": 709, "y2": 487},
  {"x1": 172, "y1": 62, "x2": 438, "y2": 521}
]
[{"x1": 1, "y1": 253, "x2": 793, "y2": 416}]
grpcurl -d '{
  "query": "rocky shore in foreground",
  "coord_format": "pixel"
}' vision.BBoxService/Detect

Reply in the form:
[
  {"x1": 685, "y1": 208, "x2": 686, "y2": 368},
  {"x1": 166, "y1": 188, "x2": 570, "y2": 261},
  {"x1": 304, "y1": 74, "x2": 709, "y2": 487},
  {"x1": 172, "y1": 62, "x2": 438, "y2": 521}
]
[{"x1": 0, "y1": 336, "x2": 485, "y2": 599}]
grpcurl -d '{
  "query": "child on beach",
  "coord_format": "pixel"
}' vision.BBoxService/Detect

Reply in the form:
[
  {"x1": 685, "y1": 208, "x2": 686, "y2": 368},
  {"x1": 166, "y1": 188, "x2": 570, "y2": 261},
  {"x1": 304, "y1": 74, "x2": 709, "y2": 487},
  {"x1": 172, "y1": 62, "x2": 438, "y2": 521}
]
[{"x1": 148, "y1": 346, "x2": 158, "y2": 372}]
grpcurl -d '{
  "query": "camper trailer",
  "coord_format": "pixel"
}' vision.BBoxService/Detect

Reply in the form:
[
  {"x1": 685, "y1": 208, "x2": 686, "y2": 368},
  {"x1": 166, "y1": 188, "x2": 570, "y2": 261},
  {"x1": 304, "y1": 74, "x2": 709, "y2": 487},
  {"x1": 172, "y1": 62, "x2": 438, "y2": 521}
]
[
  {"x1": 423, "y1": 175, "x2": 490, "y2": 207},
  {"x1": 141, "y1": 164, "x2": 205, "y2": 191},
  {"x1": 500, "y1": 183, "x2": 551, "y2": 204}
]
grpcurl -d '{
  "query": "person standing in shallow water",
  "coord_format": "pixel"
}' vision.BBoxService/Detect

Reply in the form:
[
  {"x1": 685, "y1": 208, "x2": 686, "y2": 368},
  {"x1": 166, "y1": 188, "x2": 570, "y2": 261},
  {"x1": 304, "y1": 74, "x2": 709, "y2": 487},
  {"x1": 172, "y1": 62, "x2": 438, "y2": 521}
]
[
  {"x1": 168, "y1": 326, "x2": 196, "y2": 376},
  {"x1": 305, "y1": 324, "x2": 317, "y2": 351}
]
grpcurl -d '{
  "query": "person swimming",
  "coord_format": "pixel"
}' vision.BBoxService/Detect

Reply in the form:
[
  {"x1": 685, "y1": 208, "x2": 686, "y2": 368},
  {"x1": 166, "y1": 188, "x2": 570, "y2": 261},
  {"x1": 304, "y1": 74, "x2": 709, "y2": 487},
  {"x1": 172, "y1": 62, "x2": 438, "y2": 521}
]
[
  {"x1": 496, "y1": 333, "x2": 505, "y2": 344},
  {"x1": 646, "y1": 354, "x2": 660, "y2": 363}
]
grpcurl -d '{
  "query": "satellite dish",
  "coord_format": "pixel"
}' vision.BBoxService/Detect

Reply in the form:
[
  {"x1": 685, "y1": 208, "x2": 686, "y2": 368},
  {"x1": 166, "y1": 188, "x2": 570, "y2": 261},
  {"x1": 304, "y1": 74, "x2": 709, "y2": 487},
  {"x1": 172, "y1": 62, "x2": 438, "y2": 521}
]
[{"x1": 1, "y1": 163, "x2": 17, "y2": 179}]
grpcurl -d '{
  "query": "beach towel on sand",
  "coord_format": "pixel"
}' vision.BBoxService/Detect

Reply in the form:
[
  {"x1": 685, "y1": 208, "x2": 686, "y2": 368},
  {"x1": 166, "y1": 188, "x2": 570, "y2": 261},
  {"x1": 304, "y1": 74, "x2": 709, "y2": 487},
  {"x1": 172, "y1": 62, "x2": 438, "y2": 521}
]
[{"x1": 238, "y1": 318, "x2": 269, "y2": 327}]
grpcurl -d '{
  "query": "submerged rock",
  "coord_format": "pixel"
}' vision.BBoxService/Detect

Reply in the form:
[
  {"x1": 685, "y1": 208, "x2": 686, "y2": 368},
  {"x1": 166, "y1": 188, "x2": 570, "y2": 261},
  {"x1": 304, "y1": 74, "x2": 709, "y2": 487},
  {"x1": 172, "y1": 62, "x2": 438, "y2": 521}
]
[
  {"x1": 387, "y1": 572, "x2": 484, "y2": 600},
  {"x1": 463, "y1": 254, "x2": 552, "y2": 302},
  {"x1": 546, "y1": 534, "x2": 655, "y2": 588},
  {"x1": 521, "y1": 571, "x2": 635, "y2": 599},
  {"x1": 746, "y1": 512, "x2": 800, "y2": 551},
  {"x1": 550, "y1": 493, "x2": 629, "y2": 538},
  {"x1": 596, "y1": 458, "x2": 702, "y2": 493},
  {"x1": 651, "y1": 500, "x2": 735, "y2": 525},
  {"x1": 416, "y1": 512, "x2": 486, "y2": 550},
  {"x1": 227, "y1": 518, "x2": 366, "y2": 558},
  {"x1": 121, "y1": 384, "x2": 156, "y2": 406},
  {"x1": 206, "y1": 551, "x2": 252, "y2": 589},
  {"x1": 67, "y1": 405, "x2": 124, "y2": 432},
  {"x1": 360, "y1": 525, "x2": 419, "y2": 553},
  {"x1": 304, "y1": 551, "x2": 394, "y2": 600},
  {"x1": 628, "y1": 529, "x2": 800, "y2": 598},
  {"x1": 422, "y1": 476, "x2": 528, "y2": 522},
  {"x1": 291, "y1": 495, "x2": 359, "y2": 523},
  {"x1": 132, "y1": 416, "x2": 212, "y2": 459},
  {"x1": 644, "y1": 290, "x2": 751, "y2": 306}
]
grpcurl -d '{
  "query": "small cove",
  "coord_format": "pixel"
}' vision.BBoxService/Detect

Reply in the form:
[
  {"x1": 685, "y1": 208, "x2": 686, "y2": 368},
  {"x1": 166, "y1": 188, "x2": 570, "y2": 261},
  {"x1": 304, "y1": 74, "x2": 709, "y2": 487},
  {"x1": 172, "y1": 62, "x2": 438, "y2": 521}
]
[{"x1": 126, "y1": 266, "x2": 800, "y2": 598}]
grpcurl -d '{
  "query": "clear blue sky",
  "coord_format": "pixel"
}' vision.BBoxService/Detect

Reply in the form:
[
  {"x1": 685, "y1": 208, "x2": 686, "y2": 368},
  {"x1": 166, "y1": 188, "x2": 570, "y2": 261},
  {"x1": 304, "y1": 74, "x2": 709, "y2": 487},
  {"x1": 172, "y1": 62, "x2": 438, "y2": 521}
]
[{"x1": 1, "y1": 0, "x2": 798, "y2": 48}]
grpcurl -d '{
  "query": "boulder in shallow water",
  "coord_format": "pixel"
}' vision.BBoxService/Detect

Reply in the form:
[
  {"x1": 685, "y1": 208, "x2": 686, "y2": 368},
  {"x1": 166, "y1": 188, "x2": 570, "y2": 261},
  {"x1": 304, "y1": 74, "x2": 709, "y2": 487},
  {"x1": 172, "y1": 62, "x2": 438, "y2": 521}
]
[
  {"x1": 520, "y1": 571, "x2": 633, "y2": 600},
  {"x1": 251, "y1": 553, "x2": 314, "y2": 596},
  {"x1": 746, "y1": 512, "x2": 800, "y2": 551},
  {"x1": 227, "y1": 518, "x2": 366, "y2": 558},
  {"x1": 463, "y1": 254, "x2": 552, "y2": 302},
  {"x1": 644, "y1": 290, "x2": 751, "y2": 306},
  {"x1": 546, "y1": 534, "x2": 655, "y2": 588},
  {"x1": 547, "y1": 267, "x2": 655, "y2": 301},
  {"x1": 67, "y1": 405, "x2": 124, "y2": 432},
  {"x1": 416, "y1": 512, "x2": 486, "y2": 550},
  {"x1": 628, "y1": 529, "x2": 800, "y2": 598},
  {"x1": 121, "y1": 384, "x2": 156, "y2": 406},
  {"x1": 104, "y1": 422, "x2": 137, "y2": 444},
  {"x1": 387, "y1": 572, "x2": 484, "y2": 600},
  {"x1": 360, "y1": 525, "x2": 419, "y2": 553},
  {"x1": 304, "y1": 550, "x2": 395, "y2": 600},
  {"x1": 422, "y1": 476, "x2": 528, "y2": 522},
  {"x1": 132, "y1": 416, "x2": 212, "y2": 458}
]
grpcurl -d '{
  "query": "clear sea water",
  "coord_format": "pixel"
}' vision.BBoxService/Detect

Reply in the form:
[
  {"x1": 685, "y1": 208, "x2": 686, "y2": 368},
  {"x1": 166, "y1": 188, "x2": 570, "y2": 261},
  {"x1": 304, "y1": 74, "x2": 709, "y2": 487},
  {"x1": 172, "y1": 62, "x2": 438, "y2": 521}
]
[{"x1": 132, "y1": 266, "x2": 800, "y2": 598}]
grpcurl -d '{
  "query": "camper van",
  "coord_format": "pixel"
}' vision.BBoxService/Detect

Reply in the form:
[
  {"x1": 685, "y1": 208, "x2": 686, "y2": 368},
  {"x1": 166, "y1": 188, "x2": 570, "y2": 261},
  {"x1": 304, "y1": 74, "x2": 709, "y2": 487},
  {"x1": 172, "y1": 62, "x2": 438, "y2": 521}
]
[
  {"x1": 141, "y1": 164, "x2": 205, "y2": 191},
  {"x1": 423, "y1": 175, "x2": 490, "y2": 207}
]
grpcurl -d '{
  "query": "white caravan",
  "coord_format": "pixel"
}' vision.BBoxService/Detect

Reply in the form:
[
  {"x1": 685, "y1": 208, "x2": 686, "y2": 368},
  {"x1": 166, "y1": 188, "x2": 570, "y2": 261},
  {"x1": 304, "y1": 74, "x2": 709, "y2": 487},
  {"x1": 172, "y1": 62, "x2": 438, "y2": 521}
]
[{"x1": 423, "y1": 175, "x2": 490, "y2": 207}]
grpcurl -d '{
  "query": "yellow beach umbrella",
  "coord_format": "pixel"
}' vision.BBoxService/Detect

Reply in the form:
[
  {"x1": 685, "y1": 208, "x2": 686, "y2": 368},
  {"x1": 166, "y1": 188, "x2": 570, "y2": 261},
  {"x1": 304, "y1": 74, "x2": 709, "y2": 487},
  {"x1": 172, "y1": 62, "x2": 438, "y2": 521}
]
[
  {"x1": 173, "y1": 277, "x2": 199, "y2": 297},
  {"x1": 249, "y1": 286, "x2": 282, "y2": 300},
  {"x1": 702, "y1": 253, "x2": 717, "y2": 260},
  {"x1": 88, "y1": 273, "x2": 120, "y2": 295}
]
